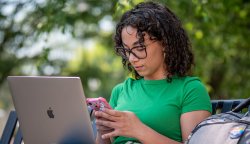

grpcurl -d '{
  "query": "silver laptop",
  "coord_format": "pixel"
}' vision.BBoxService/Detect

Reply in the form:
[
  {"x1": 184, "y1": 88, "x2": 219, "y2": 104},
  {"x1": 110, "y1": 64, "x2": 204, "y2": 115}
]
[{"x1": 7, "y1": 76, "x2": 95, "y2": 144}]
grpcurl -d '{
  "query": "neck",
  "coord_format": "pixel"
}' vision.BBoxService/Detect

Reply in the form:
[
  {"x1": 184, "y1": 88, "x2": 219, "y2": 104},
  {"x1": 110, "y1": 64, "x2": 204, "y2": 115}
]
[{"x1": 144, "y1": 72, "x2": 168, "y2": 80}]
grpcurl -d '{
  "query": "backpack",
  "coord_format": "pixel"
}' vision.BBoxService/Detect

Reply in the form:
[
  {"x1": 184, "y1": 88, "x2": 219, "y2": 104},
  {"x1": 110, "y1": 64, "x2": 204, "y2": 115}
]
[{"x1": 186, "y1": 98, "x2": 250, "y2": 144}]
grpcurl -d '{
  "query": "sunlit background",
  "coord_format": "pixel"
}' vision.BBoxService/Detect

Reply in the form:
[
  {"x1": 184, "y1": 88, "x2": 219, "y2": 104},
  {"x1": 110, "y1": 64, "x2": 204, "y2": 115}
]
[{"x1": 0, "y1": 0, "x2": 250, "y2": 135}]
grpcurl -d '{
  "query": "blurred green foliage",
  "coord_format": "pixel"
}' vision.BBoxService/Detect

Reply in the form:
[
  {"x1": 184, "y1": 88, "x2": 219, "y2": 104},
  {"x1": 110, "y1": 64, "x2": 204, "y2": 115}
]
[{"x1": 0, "y1": 0, "x2": 249, "y2": 110}]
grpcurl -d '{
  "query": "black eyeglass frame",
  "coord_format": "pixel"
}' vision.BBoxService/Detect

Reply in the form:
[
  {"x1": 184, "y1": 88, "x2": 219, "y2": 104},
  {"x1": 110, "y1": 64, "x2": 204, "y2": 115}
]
[
  {"x1": 116, "y1": 41, "x2": 156, "y2": 60},
  {"x1": 116, "y1": 45, "x2": 147, "y2": 60}
]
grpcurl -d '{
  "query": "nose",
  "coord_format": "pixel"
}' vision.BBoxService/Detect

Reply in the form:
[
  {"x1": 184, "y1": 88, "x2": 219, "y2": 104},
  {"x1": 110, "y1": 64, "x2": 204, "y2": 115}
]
[{"x1": 128, "y1": 53, "x2": 139, "y2": 62}]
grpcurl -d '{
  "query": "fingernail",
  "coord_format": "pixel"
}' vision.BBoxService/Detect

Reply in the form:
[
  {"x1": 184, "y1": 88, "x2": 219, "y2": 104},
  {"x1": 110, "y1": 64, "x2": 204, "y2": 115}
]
[
  {"x1": 94, "y1": 111, "x2": 99, "y2": 116},
  {"x1": 102, "y1": 135, "x2": 106, "y2": 139}
]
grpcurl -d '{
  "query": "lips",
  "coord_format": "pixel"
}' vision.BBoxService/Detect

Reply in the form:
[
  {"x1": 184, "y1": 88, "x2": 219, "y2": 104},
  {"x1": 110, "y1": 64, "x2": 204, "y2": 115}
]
[{"x1": 134, "y1": 65, "x2": 144, "y2": 71}]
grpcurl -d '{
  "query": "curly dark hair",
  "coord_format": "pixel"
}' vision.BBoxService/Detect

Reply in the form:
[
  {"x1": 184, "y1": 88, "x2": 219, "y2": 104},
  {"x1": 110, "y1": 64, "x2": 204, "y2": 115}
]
[{"x1": 114, "y1": 1, "x2": 194, "y2": 80}]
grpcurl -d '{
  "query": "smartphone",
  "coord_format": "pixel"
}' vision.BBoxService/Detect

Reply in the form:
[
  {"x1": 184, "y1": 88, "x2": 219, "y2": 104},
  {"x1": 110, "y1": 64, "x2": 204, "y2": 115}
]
[{"x1": 86, "y1": 97, "x2": 112, "y2": 111}]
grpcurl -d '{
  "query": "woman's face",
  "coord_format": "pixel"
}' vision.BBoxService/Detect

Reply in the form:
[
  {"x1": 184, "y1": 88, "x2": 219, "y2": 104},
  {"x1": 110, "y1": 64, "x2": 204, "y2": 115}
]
[{"x1": 121, "y1": 26, "x2": 166, "y2": 80}]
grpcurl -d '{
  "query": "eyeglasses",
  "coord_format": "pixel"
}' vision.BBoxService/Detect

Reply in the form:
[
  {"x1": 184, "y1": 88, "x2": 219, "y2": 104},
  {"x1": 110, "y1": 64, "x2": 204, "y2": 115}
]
[{"x1": 116, "y1": 41, "x2": 156, "y2": 60}]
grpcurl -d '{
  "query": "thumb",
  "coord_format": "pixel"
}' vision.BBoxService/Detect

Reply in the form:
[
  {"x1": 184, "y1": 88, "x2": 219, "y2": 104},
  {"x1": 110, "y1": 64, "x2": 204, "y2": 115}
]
[{"x1": 102, "y1": 131, "x2": 118, "y2": 139}]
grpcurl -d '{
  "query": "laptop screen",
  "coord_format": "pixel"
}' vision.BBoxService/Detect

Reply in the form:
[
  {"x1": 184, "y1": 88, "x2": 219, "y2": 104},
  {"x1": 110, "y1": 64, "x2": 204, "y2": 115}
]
[{"x1": 8, "y1": 76, "x2": 95, "y2": 144}]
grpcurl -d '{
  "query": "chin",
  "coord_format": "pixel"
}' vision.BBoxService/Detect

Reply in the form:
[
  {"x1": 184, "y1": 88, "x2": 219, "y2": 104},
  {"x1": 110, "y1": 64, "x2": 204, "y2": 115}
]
[
  {"x1": 136, "y1": 71, "x2": 145, "y2": 76},
  {"x1": 137, "y1": 72, "x2": 149, "y2": 78}
]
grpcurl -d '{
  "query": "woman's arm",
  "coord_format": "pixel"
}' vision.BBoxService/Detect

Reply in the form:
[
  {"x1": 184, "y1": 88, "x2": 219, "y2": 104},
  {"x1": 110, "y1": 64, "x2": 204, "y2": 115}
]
[
  {"x1": 136, "y1": 110, "x2": 211, "y2": 144},
  {"x1": 135, "y1": 123, "x2": 182, "y2": 144},
  {"x1": 95, "y1": 109, "x2": 210, "y2": 144},
  {"x1": 95, "y1": 109, "x2": 181, "y2": 144},
  {"x1": 180, "y1": 110, "x2": 211, "y2": 141}
]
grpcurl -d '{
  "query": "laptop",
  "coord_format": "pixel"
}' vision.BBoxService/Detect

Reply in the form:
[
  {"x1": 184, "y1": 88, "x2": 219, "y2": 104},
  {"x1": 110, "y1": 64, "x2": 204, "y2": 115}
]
[{"x1": 7, "y1": 76, "x2": 95, "y2": 144}]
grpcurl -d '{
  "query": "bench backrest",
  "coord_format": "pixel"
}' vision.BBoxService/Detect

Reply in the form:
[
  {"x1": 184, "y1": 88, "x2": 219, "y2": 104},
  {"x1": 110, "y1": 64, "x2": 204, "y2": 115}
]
[{"x1": 211, "y1": 99, "x2": 248, "y2": 114}]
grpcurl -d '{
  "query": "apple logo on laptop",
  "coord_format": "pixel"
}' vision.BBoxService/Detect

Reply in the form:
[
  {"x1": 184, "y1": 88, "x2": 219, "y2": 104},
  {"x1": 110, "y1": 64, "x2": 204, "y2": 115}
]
[{"x1": 47, "y1": 107, "x2": 55, "y2": 118}]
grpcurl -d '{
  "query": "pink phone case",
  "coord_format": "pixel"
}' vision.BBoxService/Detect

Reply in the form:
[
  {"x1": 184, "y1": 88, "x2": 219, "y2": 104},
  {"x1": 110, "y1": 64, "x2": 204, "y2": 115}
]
[{"x1": 86, "y1": 97, "x2": 112, "y2": 111}]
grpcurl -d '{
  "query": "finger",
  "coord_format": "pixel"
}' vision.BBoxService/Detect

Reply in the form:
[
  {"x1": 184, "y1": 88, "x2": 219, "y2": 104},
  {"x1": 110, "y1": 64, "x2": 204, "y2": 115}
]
[
  {"x1": 95, "y1": 114, "x2": 109, "y2": 121},
  {"x1": 94, "y1": 111, "x2": 105, "y2": 120},
  {"x1": 102, "y1": 131, "x2": 118, "y2": 139},
  {"x1": 95, "y1": 119, "x2": 117, "y2": 128},
  {"x1": 95, "y1": 111, "x2": 119, "y2": 121},
  {"x1": 96, "y1": 125, "x2": 114, "y2": 131},
  {"x1": 102, "y1": 108, "x2": 122, "y2": 117},
  {"x1": 94, "y1": 111, "x2": 102, "y2": 117},
  {"x1": 98, "y1": 130, "x2": 114, "y2": 136}
]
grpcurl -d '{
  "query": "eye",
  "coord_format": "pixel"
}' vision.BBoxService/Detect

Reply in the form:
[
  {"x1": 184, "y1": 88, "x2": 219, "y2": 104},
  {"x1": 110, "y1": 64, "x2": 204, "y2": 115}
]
[
  {"x1": 123, "y1": 47, "x2": 130, "y2": 50},
  {"x1": 134, "y1": 46, "x2": 145, "y2": 52}
]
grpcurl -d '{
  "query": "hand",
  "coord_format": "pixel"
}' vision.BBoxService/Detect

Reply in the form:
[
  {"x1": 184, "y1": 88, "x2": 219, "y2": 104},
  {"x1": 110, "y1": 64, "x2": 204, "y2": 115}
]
[
  {"x1": 95, "y1": 108, "x2": 144, "y2": 139},
  {"x1": 94, "y1": 110, "x2": 114, "y2": 135}
]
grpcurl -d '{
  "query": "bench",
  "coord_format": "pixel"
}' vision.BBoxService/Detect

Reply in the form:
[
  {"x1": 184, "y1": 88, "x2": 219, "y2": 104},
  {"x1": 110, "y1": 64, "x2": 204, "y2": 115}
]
[{"x1": 0, "y1": 99, "x2": 248, "y2": 144}]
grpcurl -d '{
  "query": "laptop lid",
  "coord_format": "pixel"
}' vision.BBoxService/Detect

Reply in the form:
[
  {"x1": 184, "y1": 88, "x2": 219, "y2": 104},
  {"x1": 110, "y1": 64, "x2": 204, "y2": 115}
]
[{"x1": 7, "y1": 76, "x2": 95, "y2": 144}]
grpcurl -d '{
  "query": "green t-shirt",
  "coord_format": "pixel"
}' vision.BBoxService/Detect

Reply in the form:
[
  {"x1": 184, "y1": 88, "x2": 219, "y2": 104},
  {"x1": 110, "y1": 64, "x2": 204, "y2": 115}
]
[{"x1": 109, "y1": 76, "x2": 212, "y2": 143}]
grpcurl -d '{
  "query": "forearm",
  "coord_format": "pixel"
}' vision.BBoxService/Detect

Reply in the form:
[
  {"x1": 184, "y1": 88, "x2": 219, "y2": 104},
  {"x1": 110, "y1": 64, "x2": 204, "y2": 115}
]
[{"x1": 136, "y1": 124, "x2": 182, "y2": 144}]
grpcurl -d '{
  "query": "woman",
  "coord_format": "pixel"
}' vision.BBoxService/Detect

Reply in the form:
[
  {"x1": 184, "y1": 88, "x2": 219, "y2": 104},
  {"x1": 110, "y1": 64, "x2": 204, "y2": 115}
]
[{"x1": 95, "y1": 1, "x2": 212, "y2": 144}]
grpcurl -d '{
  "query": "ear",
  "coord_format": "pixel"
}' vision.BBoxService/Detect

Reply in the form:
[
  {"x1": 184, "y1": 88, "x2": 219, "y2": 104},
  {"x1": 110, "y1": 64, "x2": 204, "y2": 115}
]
[{"x1": 162, "y1": 48, "x2": 166, "y2": 53}]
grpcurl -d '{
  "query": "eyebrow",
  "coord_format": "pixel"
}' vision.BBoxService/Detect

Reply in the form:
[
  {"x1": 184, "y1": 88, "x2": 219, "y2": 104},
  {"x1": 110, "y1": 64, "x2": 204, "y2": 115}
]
[{"x1": 122, "y1": 40, "x2": 141, "y2": 48}]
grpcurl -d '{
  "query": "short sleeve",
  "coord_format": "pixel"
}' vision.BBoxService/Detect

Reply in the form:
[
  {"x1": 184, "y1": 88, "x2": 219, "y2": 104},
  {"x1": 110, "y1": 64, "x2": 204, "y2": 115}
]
[
  {"x1": 181, "y1": 79, "x2": 212, "y2": 114},
  {"x1": 109, "y1": 83, "x2": 123, "y2": 109}
]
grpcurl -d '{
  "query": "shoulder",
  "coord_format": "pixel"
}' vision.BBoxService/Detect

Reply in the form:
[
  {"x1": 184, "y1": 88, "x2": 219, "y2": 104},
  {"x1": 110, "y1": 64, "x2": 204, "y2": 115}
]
[
  {"x1": 183, "y1": 76, "x2": 204, "y2": 86},
  {"x1": 112, "y1": 77, "x2": 138, "y2": 91},
  {"x1": 112, "y1": 82, "x2": 124, "y2": 92},
  {"x1": 179, "y1": 76, "x2": 212, "y2": 113},
  {"x1": 181, "y1": 76, "x2": 207, "y2": 92},
  {"x1": 178, "y1": 76, "x2": 209, "y2": 101},
  {"x1": 170, "y1": 76, "x2": 206, "y2": 92},
  {"x1": 112, "y1": 77, "x2": 142, "y2": 91},
  {"x1": 110, "y1": 78, "x2": 140, "y2": 107}
]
